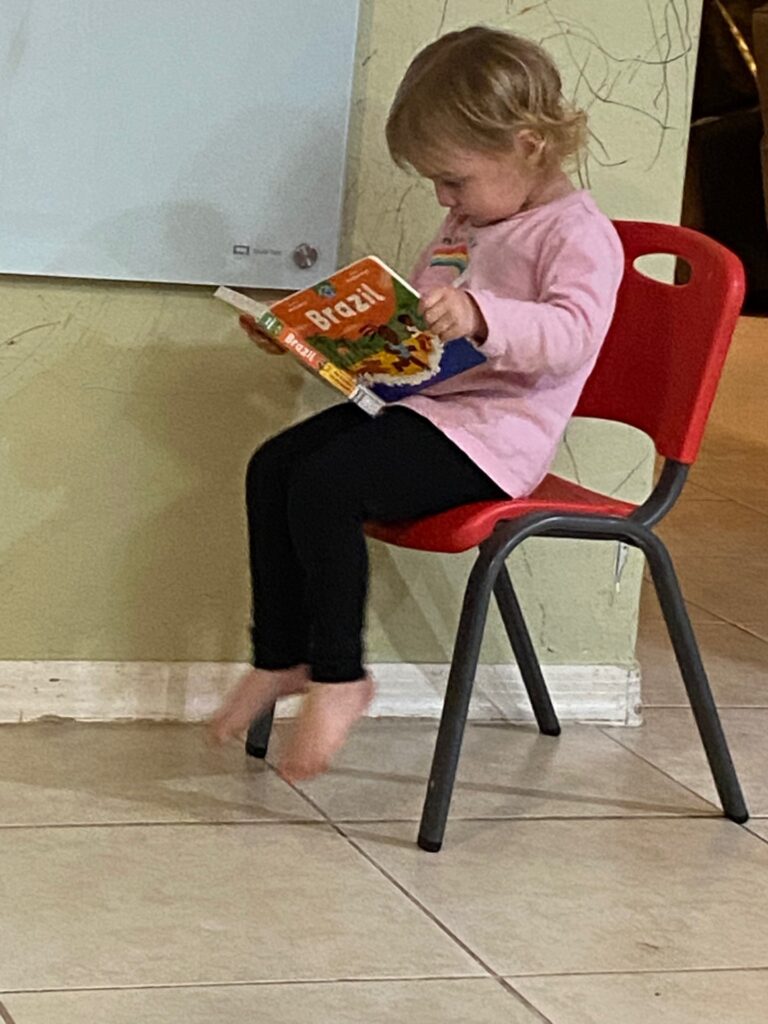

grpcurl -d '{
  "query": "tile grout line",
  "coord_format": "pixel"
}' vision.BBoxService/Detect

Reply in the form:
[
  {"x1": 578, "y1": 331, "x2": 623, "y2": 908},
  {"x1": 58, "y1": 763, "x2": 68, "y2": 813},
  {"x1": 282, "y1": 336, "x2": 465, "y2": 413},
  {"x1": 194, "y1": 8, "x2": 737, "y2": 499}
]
[
  {"x1": 641, "y1": 576, "x2": 740, "y2": 628},
  {"x1": 730, "y1": 622, "x2": 768, "y2": 644},
  {"x1": 337, "y1": 825, "x2": 557, "y2": 1024},
  {"x1": 271, "y1": 764, "x2": 495, "y2": 971},
  {"x1": 0, "y1": 810, "x2": 747, "y2": 833},
  {"x1": 596, "y1": 726, "x2": 725, "y2": 815},
  {"x1": 5, "y1": 964, "x2": 768, "y2": 997},
  {"x1": 327, "y1": 813, "x2": 735, "y2": 823},
  {"x1": 0, "y1": 818, "x2": 328, "y2": 833},
  {"x1": 745, "y1": 825, "x2": 768, "y2": 848},
  {"x1": 684, "y1": 611, "x2": 768, "y2": 644},
  {"x1": 495, "y1": 978, "x2": 557, "y2": 1024},
  {"x1": 684, "y1": 479, "x2": 768, "y2": 519},
  {"x1": 267, "y1": 760, "x2": 555, "y2": 1023},
  {"x1": 0, "y1": 975, "x2": 484, "y2": 997},
  {"x1": 504, "y1": 964, "x2": 768, "y2": 979},
  {"x1": 641, "y1": 581, "x2": 768, "y2": 641},
  {"x1": 300, "y1": 813, "x2": 729, "y2": 823}
]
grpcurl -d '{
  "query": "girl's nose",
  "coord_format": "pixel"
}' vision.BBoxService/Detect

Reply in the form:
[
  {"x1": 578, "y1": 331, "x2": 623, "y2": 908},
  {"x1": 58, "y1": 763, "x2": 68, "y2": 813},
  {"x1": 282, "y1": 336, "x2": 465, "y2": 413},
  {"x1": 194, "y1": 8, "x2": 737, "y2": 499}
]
[{"x1": 435, "y1": 183, "x2": 456, "y2": 208}]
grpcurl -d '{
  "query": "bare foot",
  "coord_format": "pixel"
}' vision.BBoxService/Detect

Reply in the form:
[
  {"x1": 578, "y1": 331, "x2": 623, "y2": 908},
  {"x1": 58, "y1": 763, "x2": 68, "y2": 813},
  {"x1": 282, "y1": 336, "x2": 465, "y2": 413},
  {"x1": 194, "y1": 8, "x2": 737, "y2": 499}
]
[
  {"x1": 277, "y1": 675, "x2": 375, "y2": 783},
  {"x1": 208, "y1": 665, "x2": 309, "y2": 744}
]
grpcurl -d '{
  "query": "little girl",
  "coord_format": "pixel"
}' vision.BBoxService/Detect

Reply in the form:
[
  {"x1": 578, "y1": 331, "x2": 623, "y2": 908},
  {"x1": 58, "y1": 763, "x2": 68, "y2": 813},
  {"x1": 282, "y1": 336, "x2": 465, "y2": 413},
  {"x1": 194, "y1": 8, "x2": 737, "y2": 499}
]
[{"x1": 210, "y1": 26, "x2": 624, "y2": 781}]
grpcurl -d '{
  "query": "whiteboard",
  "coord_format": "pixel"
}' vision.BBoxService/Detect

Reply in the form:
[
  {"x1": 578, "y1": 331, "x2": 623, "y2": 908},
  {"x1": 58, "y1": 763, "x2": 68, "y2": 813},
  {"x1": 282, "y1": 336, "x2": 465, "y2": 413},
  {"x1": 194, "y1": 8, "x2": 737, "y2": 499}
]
[{"x1": 0, "y1": 1, "x2": 360, "y2": 288}]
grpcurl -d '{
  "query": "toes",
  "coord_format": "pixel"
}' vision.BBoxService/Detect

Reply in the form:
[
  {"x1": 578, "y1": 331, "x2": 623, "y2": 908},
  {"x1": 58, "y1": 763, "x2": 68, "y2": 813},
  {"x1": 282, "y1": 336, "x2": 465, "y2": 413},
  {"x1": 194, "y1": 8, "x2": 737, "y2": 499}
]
[
  {"x1": 207, "y1": 718, "x2": 238, "y2": 745},
  {"x1": 278, "y1": 755, "x2": 329, "y2": 785}
]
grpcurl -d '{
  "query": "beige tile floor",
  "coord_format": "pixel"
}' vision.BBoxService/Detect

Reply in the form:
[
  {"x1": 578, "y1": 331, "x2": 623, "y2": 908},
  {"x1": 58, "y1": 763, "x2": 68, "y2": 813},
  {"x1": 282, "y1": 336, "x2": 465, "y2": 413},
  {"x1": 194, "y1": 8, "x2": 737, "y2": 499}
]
[{"x1": 1, "y1": 318, "x2": 767, "y2": 1022}]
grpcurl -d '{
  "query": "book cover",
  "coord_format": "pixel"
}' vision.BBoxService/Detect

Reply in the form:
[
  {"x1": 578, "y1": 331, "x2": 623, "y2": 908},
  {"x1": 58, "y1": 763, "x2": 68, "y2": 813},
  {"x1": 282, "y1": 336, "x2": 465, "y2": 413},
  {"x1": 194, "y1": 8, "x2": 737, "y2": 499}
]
[
  {"x1": 213, "y1": 286, "x2": 385, "y2": 415},
  {"x1": 269, "y1": 256, "x2": 485, "y2": 401},
  {"x1": 215, "y1": 255, "x2": 485, "y2": 413}
]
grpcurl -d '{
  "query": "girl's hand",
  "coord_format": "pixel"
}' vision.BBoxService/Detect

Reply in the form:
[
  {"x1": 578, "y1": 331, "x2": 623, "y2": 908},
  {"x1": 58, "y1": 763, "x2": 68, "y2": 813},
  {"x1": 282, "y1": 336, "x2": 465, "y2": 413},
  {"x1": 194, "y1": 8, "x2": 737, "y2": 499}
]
[
  {"x1": 239, "y1": 314, "x2": 286, "y2": 355},
  {"x1": 420, "y1": 287, "x2": 488, "y2": 343}
]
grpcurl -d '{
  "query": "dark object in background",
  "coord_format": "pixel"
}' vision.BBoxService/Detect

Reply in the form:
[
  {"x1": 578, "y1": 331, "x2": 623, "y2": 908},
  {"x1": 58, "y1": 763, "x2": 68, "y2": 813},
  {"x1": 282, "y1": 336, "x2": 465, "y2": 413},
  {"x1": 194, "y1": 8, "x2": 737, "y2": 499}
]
[
  {"x1": 693, "y1": 0, "x2": 761, "y2": 117},
  {"x1": 754, "y1": 5, "x2": 768, "y2": 224},
  {"x1": 683, "y1": 107, "x2": 768, "y2": 310},
  {"x1": 681, "y1": 1, "x2": 768, "y2": 311}
]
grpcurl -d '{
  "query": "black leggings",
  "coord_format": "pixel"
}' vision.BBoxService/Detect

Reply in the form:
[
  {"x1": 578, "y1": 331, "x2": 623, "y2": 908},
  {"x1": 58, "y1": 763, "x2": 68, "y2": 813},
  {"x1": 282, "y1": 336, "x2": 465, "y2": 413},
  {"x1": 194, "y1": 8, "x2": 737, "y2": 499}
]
[{"x1": 245, "y1": 403, "x2": 505, "y2": 682}]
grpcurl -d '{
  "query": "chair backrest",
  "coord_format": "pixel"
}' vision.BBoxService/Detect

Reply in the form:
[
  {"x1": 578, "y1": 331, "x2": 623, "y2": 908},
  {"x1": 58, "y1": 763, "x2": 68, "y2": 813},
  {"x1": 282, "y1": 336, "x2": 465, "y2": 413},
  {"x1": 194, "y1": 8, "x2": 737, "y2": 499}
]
[{"x1": 574, "y1": 220, "x2": 745, "y2": 464}]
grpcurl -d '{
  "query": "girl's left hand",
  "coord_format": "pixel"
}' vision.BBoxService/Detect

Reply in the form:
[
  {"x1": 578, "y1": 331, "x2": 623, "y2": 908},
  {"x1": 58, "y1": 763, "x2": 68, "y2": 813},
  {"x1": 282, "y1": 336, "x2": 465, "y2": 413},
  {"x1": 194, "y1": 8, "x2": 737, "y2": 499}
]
[{"x1": 421, "y1": 287, "x2": 488, "y2": 343}]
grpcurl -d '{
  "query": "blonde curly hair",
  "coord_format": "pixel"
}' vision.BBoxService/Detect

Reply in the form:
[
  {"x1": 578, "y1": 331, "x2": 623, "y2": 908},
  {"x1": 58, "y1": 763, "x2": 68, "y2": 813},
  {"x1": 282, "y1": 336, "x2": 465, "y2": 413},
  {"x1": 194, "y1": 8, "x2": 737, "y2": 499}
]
[{"x1": 386, "y1": 26, "x2": 587, "y2": 172}]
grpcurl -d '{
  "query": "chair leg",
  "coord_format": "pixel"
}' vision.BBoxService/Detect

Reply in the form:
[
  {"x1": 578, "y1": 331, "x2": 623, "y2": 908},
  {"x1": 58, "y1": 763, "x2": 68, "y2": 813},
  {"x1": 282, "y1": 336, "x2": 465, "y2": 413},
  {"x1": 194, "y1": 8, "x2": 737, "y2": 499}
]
[
  {"x1": 245, "y1": 705, "x2": 276, "y2": 759},
  {"x1": 493, "y1": 565, "x2": 560, "y2": 736},
  {"x1": 418, "y1": 552, "x2": 498, "y2": 853},
  {"x1": 645, "y1": 536, "x2": 748, "y2": 823}
]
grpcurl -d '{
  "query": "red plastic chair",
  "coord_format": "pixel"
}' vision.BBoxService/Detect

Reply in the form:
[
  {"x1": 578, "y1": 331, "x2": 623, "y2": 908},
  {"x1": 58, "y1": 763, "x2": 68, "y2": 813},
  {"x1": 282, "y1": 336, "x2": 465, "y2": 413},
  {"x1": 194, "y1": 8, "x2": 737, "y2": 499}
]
[{"x1": 248, "y1": 221, "x2": 750, "y2": 851}]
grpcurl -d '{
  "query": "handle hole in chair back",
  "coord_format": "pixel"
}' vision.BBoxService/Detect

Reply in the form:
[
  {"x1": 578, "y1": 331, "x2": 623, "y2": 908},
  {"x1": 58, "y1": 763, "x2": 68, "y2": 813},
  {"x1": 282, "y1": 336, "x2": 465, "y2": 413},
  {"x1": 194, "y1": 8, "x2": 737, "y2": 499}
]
[
  {"x1": 575, "y1": 220, "x2": 745, "y2": 465},
  {"x1": 632, "y1": 253, "x2": 692, "y2": 285}
]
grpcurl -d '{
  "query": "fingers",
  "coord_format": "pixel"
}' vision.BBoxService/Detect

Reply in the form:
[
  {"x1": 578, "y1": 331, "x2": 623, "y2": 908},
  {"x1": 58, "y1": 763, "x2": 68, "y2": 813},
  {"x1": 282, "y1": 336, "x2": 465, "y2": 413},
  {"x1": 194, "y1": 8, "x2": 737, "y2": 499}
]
[
  {"x1": 420, "y1": 287, "x2": 484, "y2": 341},
  {"x1": 421, "y1": 289, "x2": 459, "y2": 341},
  {"x1": 238, "y1": 313, "x2": 268, "y2": 340},
  {"x1": 419, "y1": 287, "x2": 451, "y2": 320},
  {"x1": 239, "y1": 314, "x2": 285, "y2": 354},
  {"x1": 424, "y1": 305, "x2": 454, "y2": 338},
  {"x1": 421, "y1": 289, "x2": 449, "y2": 334},
  {"x1": 430, "y1": 312, "x2": 459, "y2": 340}
]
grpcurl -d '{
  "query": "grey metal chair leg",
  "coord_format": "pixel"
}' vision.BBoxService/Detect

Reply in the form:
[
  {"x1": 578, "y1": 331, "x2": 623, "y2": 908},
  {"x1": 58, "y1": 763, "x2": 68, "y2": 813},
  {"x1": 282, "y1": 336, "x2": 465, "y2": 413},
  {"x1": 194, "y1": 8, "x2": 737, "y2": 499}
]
[
  {"x1": 493, "y1": 564, "x2": 560, "y2": 736},
  {"x1": 245, "y1": 706, "x2": 275, "y2": 759},
  {"x1": 645, "y1": 535, "x2": 748, "y2": 823},
  {"x1": 418, "y1": 552, "x2": 498, "y2": 853}
]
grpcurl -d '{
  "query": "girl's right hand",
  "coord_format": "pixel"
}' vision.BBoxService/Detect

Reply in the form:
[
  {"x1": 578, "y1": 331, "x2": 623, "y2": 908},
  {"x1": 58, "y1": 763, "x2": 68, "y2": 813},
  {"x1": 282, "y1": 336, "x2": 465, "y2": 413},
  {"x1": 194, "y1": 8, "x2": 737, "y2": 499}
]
[{"x1": 239, "y1": 314, "x2": 286, "y2": 355}]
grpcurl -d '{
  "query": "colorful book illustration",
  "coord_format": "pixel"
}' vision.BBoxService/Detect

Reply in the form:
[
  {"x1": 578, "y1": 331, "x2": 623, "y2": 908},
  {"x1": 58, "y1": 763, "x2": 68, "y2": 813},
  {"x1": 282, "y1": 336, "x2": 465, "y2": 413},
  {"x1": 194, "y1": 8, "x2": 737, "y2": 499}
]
[{"x1": 214, "y1": 255, "x2": 485, "y2": 415}]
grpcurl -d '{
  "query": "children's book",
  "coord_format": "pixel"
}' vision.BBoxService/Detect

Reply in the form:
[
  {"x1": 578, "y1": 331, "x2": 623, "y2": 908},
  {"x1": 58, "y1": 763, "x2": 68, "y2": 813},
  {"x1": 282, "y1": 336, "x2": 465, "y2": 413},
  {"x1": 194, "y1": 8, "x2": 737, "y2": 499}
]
[{"x1": 214, "y1": 255, "x2": 485, "y2": 415}]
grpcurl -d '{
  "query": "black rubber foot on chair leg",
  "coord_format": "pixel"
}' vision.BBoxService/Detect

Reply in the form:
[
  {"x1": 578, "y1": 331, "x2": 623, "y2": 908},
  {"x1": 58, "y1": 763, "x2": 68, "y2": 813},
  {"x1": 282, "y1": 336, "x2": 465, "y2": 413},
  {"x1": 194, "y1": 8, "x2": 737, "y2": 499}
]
[
  {"x1": 417, "y1": 835, "x2": 443, "y2": 853},
  {"x1": 541, "y1": 724, "x2": 561, "y2": 737},
  {"x1": 728, "y1": 810, "x2": 749, "y2": 825},
  {"x1": 245, "y1": 740, "x2": 268, "y2": 759}
]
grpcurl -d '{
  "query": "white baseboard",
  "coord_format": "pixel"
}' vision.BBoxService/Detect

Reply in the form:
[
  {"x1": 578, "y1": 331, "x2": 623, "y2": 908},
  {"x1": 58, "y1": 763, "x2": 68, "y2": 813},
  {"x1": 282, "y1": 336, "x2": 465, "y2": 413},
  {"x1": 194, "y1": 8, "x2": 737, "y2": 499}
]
[{"x1": 0, "y1": 661, "x2": 642, "y2": 726}]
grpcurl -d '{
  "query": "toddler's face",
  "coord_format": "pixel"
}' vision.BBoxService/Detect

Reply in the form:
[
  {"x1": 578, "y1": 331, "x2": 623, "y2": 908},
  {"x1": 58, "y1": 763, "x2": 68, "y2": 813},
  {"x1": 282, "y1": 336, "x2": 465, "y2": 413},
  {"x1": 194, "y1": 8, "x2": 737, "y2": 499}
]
[{"x1": 416, "y1": 134, "x2": 547, "y2": 227}]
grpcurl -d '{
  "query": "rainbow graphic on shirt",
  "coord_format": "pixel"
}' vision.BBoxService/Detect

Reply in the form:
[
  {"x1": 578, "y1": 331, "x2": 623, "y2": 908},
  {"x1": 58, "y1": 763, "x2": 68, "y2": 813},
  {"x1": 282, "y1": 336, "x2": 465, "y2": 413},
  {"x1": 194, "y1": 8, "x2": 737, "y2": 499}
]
[{"x1": 429, "y1": 242, "x2": 469, "y2": 276}]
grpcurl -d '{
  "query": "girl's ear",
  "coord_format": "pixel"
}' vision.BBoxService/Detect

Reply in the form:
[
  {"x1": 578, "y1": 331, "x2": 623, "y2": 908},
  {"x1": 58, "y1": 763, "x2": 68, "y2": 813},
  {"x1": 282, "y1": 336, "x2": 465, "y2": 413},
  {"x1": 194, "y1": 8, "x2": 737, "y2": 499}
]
[{"x1": 515, "y1": 128, "x2": 546, "y2": 164}]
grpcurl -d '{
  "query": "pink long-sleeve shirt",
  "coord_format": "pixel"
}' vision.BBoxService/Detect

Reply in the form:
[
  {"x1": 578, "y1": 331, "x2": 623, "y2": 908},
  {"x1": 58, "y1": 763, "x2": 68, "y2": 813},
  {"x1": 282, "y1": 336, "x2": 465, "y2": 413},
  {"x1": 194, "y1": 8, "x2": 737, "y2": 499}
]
[{"x1": 398, "y1": 190, "x2": 624, "y2": 497}]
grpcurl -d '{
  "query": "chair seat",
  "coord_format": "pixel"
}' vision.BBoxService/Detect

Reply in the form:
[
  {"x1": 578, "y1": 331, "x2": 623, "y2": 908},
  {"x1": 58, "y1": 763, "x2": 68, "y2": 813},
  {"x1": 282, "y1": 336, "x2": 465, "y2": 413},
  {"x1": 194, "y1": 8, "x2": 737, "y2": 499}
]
[{"x1": 365, "y1": 473, "x2": 638, "y2": 553}]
